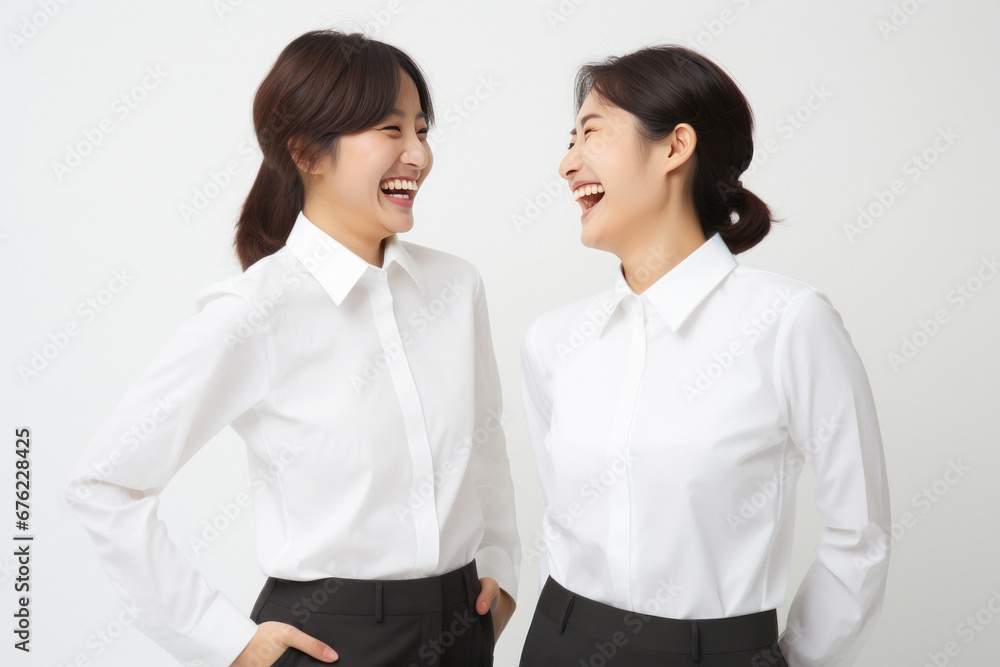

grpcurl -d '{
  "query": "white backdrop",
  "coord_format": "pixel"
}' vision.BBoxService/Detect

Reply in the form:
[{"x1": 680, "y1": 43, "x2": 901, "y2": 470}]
[{"x1": 3, "y1": 0, "x2": 999, "y2": 665}]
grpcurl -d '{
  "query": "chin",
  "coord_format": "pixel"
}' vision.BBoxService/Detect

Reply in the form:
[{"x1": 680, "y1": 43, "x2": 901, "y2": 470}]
[
  {"x1": 579, "y1": 218, "x2": 605, "y2": 250},
  {"x1": 383, "y1": 216, "x2": 415, "y2": 235}
]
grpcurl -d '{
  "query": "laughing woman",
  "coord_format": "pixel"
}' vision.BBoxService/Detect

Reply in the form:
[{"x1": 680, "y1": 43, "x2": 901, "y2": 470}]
[
  {"x1": 64, "y1": 30, "x2": 518, "y2": 667},
  {"x1": 518, "y1": 46, "x2": 890, "y2": 666}
]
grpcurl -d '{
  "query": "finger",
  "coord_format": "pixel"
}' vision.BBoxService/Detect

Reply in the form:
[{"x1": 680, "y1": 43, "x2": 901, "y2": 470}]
[
  {"x1": 476, "y1": 576, "x2": 499, "y2": 615},
  {"x1": 281, "y1": 624, "x2": 339, "y2": 662}
]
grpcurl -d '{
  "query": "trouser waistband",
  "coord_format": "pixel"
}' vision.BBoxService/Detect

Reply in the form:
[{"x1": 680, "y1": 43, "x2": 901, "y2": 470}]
[
  {"x1": 261, "y1": 560, "x2": 481, "y2": 623},
  {"x1": 537, "y1": 576, "x2": 778, "y2": 660}
]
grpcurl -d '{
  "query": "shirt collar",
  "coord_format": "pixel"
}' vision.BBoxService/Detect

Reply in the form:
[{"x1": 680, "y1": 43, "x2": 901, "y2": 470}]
[
  {"x1": 597, "y1": 231, "x2": 737, "y2": 336},
  {"x1": 284, "y1": 210, "x2": 425, "y2": 306}
]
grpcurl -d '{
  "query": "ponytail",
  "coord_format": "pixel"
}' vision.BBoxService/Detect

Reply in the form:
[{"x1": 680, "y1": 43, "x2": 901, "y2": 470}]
[
  {"x1": 714, "y1": 181, "x2": 779, "y2": 255},
  {"x1": 235, "y1": 154, "x2": 303, "y2": 271}
]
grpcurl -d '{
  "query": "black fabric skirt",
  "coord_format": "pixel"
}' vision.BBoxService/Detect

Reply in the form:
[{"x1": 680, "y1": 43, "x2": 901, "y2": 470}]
[
  {"x1": 519, "y1": 576, "x2": 788, "y2": 666},
  {"x1": 249, "y1": 559, "x2": 494, "y2": 667}
]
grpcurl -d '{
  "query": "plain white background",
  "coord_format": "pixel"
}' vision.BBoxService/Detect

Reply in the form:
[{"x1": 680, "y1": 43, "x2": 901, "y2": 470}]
[{"x1": 3, "y1": 0, "x2": 999, "y2": 665}]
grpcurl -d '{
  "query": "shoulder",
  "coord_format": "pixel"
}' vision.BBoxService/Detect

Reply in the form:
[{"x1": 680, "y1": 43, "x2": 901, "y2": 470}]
[
  {"x1": 528, "y1": 292, "x2": 603, "y2": 333},
  {"x1": 725, "y1": 266, "x2": 852, "y2": 351},
  {"x1": 398, "y1": 238, "x2": 484, "y2": 298},
  {"x1": 193, "y1": 247, "x2": 297, "y2": 312},
  {"x1": 726, "y1": 264, "x2": 820, "y2": 301},
  {"x1": 521, "y1": 288, "x2": 614, "y2": 360},
  {"x1": 398, "y1": 238, "x2": 479, "y2": 277},
  {"x1": 725, "y1": 265, "x2": 839, "y2": 323}
]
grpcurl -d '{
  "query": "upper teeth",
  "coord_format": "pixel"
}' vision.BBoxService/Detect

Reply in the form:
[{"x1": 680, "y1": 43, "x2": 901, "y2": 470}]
[
  {"x1": 381, "y1": 179, "x2": 418, "y2": 191},
  {"x1": 573, "y1": 184, "x2": 604, "y2": 200}
]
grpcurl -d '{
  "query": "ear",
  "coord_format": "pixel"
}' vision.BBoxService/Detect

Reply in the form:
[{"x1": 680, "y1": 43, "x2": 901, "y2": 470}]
[
  {"x1": 287, "y1": 135, "x2": 313, "y2": 174},
  {"x1": 657, "y1": 122, "x2": 697, "y2": 180}
]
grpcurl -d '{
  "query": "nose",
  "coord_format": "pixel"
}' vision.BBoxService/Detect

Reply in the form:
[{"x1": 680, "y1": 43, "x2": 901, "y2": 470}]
[
  {"x1": 559, "y1": 145, "x2": 579, "y2": 182},
  {"x1": 401, "y1": 130, "x2": 430, "y2": 171}
]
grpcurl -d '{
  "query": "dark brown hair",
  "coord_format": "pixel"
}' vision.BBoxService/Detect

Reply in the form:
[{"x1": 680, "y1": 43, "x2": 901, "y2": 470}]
[
  {"x1": 574, "y1": 45, "x2": 781, "y2": 254},
  {"x1": 234, "y1": 30, "x2": 435, "y2": 270}
]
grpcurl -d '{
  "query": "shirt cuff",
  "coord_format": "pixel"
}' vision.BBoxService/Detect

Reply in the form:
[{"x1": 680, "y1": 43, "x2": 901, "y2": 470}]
[
  {"x1": 165, "y1": 592, "x2": 259, "y2": 667},
  {"x1": 475, "y1": 545, "x2": 519, "y2": 605}
]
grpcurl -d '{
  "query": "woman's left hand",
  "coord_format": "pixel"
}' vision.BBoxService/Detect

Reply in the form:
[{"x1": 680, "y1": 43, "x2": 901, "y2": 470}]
[{"x1": 476, "y1": 576, "x2": 516, "y2": 644}]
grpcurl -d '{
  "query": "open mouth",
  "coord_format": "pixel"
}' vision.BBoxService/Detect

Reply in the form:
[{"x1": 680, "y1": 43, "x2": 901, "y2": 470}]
[
  {"x1": 573, "y1": 183, "x2": 605, "y2": 215},
  {"x1": 380, "y1": 178, "x2": 418, "y2": 205}
]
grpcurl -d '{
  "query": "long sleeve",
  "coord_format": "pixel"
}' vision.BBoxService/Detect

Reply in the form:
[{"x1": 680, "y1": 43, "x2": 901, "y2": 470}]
[
  {"x1": 62, "y1": 283, "x2": 270, "y2": 667},
  {"x1": 469, "y1": 269, "x2": 522, "y2": 603},
  {"x1": 519, "y1": 320, "x2": 555, "y2": 592},
  {"x1": 774, "y1": 289, "x2": 891, "y2": 666}
]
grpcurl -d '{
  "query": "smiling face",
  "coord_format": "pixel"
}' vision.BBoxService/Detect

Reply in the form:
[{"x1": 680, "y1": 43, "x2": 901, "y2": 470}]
[
  {"x1": 559, "y1": 91, "x2": 677, "y2": 254},
  {"x1": 296, "y1": 68, "x2": 433, "y2": 243}
]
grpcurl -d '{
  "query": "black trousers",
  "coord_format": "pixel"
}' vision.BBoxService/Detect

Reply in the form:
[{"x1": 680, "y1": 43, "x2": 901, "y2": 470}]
[
  {"x1": 249, "y1": 559, "x2": 495, "y2": 667},
  {"x1": 519, "y1": 576, "x2": 789, "y2": 667}
]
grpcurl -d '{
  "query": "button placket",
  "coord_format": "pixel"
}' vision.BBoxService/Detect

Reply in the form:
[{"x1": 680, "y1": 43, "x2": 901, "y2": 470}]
[
  {"x1": 605, "y1": 294, "x2": 645, "y2": 610},
  {"x1": 365, "y1": 270, "x2": 440, "y2": 573}
]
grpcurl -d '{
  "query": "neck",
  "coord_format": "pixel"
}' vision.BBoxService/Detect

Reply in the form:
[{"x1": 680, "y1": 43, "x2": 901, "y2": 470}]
[
  {"x1": 303, "y1": 201, "x2": 388, "y2": 267},
  {"x1": 618, "y1": 217, "x2": 706, "y2": 295}
]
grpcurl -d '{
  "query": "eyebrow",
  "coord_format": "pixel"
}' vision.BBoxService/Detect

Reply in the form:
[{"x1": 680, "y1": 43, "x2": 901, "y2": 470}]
[
  {"x1": 570, "y1": 113, "x2": 603, "y2": 136},
  {"x1": 386, "y1": 107, "x2": 428, "y2": 121}
]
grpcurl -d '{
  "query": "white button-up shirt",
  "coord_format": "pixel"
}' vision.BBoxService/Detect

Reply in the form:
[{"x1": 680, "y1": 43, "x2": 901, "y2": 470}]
[
  {"x1": 64, "y1": 210, "x2": 521, "y2": 667},
  {"x1": 520, "y1": 231, "x2": 890, "y2": 666}
]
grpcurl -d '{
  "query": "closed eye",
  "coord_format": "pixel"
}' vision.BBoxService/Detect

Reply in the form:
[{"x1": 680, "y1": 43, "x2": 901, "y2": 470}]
[
  {"x1": 567, "y1": 128, "x2": 595, "y2": 150},
  {"x1": 383, "y1": 126, "x2": 429, "y2": 137}
]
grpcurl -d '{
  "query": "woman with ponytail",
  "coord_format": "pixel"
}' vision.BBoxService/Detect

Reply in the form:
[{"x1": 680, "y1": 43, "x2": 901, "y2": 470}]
[
  {"x1": 518, "y1": 45, "x2": 890, "y2": 666},
  {"x1": 65, "y1": 30, "x2": 519, "y2": 667}
]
